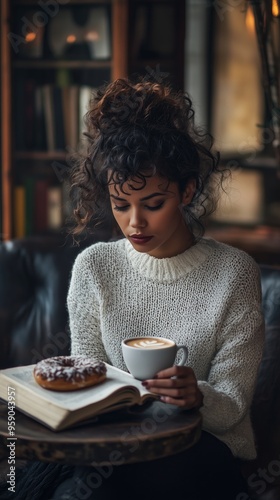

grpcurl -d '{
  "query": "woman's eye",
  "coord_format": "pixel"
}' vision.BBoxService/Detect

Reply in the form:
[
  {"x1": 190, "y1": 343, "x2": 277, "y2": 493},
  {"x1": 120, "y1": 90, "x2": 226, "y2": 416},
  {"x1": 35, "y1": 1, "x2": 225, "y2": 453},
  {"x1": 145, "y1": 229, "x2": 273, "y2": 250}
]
[
  {"x1": 146, "y1": 202, "x2": 164, "y2": 211},
  {"x1": 113, "y1": 202, "x2": 164, "y2": 212},
  {"x1": 113, "y1": 205, "x2": 129, "y2": 212}
]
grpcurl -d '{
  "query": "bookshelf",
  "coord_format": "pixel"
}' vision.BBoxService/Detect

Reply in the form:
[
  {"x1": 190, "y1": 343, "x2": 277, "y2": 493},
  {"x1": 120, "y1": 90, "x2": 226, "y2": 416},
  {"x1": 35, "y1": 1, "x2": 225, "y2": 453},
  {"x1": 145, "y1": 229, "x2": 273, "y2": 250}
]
[{"x1": 0, "y1": 0, "x2": 185, "y2": 240}]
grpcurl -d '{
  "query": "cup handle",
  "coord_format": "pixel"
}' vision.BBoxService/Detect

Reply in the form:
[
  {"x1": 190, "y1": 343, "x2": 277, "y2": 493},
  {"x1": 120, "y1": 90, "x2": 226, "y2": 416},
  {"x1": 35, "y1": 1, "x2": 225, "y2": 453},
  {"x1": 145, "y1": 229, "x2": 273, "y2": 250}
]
[{"x1": 176, "y1": 345, "x2": 188, "y2": 366}]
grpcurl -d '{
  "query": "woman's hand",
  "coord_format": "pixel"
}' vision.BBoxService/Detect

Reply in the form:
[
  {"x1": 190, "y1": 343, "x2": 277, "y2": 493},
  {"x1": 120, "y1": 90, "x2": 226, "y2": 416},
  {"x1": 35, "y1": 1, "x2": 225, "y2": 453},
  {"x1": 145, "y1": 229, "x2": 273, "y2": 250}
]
[{"x1": 142, "y1": 366, "x2": 204, "y2": 410}]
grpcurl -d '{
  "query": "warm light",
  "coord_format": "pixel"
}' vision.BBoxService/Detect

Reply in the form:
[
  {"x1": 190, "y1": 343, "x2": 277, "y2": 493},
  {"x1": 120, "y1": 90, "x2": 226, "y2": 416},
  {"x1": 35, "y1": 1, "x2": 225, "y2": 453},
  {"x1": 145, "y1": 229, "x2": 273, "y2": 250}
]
[
  {"x1": 246, "y1": 5, "x2": 255, "y2": 33},
  {"x1": 272, "y1": 0, "x2": 280, "y2": 17},
  {"x1": 25, "y1": 32, "x2": 36, "y2": 43},
  {"x1": 85, "y1": 31, "x2": 99, "y2": 42},
  {"x1": 66, "y1": 35, "x2": 76, "y2": 43}
]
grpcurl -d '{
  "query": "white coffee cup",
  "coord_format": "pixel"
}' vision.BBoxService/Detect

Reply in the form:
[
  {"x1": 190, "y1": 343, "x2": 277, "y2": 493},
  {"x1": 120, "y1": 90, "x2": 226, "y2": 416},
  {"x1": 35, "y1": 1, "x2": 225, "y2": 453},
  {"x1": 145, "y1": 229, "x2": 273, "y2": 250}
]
[{"x1": 121, "y1": 336, "x2": 188, "y2": 380}]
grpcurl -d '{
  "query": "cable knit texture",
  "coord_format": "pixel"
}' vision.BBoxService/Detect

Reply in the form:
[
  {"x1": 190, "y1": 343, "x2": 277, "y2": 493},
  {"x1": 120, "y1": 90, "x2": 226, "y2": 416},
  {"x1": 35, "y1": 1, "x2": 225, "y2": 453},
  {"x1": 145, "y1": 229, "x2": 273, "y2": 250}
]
[{"x1": 67, "y1": 237, "x2": 264, "y2": 460}]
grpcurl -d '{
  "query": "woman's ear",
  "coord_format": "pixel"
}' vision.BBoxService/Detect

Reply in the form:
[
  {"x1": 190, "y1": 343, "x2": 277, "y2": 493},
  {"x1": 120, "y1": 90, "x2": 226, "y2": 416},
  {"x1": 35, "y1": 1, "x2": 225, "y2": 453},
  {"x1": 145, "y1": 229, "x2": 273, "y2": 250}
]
[{"x1": 182, "y1": 179, "x2": 196, "y2": 205}]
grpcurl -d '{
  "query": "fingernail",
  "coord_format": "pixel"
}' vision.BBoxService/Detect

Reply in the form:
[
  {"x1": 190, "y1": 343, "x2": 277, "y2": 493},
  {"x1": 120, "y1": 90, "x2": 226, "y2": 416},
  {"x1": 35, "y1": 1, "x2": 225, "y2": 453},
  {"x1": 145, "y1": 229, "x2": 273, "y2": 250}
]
[{"x1": 142, "y1": 381, "x2": 148, "y2": 386}]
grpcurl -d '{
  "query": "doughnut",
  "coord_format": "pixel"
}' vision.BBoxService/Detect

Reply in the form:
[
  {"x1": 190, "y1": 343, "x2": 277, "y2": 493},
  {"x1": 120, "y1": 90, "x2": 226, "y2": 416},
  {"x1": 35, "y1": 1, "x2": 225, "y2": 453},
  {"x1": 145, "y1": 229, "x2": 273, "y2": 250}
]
[{"x1": 33, "y1": 356, "x2": 107, "y2": 391}]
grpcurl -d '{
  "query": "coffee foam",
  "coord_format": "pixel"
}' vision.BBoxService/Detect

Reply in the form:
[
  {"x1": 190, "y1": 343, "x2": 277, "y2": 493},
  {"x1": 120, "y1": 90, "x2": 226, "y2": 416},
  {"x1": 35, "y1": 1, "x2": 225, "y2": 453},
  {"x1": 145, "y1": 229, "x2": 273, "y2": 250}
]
[{"x1": 126, "y1": 338, "x2": 172, "y2": 349}]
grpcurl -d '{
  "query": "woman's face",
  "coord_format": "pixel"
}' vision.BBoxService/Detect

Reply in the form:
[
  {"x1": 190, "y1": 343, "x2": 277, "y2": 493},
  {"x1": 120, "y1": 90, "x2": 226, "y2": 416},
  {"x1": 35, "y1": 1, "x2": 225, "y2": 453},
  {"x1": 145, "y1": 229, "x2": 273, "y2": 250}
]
[{"x1": 108, "y1": 173, "x2": 195, "y2": 258}]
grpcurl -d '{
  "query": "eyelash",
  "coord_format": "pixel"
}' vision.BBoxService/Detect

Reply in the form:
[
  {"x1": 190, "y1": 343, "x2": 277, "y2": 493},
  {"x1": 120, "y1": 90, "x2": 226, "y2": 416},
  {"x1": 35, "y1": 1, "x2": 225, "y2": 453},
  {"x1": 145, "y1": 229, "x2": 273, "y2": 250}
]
[{"x1": 113, "y1": 202, "x2": 164, "y2": 212}]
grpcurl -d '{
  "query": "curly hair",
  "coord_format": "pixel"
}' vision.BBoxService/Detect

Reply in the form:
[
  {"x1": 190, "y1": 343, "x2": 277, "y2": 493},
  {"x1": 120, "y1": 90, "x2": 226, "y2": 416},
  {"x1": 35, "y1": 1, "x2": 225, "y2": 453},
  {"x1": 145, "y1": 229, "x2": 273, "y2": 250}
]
[{"x1": 69, "y1": 78, "x2": 224, "y2": 238}]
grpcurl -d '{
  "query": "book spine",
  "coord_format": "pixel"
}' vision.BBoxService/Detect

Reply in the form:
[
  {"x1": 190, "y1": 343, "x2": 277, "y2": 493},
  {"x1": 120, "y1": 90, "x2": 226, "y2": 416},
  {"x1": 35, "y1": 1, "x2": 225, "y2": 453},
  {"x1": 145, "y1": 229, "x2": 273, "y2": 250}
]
[
  {"x1": 53, "y1": 86, "x2": 66, "y2": 151},
  {"x1": 34, "y1": 179, "x2": 49, "y2": 233},
  {"x1": 67, "y1": 86, "x2": 79, "y2": 149},
  {"x1": 47, "y1": 186, "x2": 63, "y2": 230},
  {"x1": 34, "y1": 86, "x2": 47, "y2": 151},
  {"x1": 14, "y1": 77, "x2": 26, "y2": 151},
  {"x1": 42, "y1": 85, "x2": 56, "y2": 151},
  {"x1": 25, "y1": 79, "x2": 36, "y2": 150},
  {"x1": 79, "y1": 86, "x2": 94, "y2": 140},
  {"x1": 24, "y1": 177, "x2": 35, "y2": 236},
  {"x1": 14, "y1": 186, "x2": 25, "y2": 238}
]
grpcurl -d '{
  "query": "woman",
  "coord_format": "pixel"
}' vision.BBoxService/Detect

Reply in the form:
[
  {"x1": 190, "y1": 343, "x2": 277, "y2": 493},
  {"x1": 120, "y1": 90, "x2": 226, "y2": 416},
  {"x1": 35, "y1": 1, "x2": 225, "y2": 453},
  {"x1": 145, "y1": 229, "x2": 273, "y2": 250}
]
[
  {"x1": 1, "y1": 78, "x2": 263, "y2": 500},
  {"x1": 65, "y1": 78, "x2": 264, "y2": 499}
]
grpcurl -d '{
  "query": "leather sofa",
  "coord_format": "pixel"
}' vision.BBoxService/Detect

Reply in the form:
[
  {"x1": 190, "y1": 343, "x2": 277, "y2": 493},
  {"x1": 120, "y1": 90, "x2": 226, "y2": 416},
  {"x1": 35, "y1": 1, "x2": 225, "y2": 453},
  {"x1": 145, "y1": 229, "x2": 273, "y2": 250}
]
[
  {"x1": 242, "y1": 264, "x2": 280, "y2": 500},
  {"x1": 0, "y1": 236, "x2": 279, "y2": 500}
]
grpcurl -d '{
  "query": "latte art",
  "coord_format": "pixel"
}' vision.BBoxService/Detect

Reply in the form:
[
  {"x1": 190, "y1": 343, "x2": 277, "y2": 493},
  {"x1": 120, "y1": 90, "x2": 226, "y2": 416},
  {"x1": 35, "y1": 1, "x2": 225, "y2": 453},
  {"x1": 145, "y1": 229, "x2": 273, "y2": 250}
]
[{"x1": 126, "y1": 338, "x2": 173, "y2": 349}]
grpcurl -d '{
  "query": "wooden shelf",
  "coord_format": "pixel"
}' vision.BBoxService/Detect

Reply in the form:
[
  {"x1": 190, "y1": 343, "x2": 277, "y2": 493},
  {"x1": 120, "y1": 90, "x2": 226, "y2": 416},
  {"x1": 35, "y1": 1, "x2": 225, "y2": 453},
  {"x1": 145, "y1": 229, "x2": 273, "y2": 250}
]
[
  {"x1": 220, "y1": 154, "x2": 280, "y2": 171},
  {"x1": 206, "y1": 225, "x2": 280, "y2": 266},
  {"x1": 13, "y1": 0, "x2": 111, "y2": 5},
  {"x1": 130, "y1": 59, "x2": 176, "y2": 68},
  {"x1": 14, "y1": 152, "x2": 67, "y2": 161},
  {"x1": 13, "y1": 60, "x2": 112, "y2": 69}
]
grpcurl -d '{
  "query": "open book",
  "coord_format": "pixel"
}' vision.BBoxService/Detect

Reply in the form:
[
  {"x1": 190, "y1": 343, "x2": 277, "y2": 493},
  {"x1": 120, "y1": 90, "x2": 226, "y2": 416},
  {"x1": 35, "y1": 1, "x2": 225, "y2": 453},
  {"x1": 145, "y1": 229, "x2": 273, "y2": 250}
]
[{"x1": 0, "y1": 363, "x2": 158, "y2": 431}]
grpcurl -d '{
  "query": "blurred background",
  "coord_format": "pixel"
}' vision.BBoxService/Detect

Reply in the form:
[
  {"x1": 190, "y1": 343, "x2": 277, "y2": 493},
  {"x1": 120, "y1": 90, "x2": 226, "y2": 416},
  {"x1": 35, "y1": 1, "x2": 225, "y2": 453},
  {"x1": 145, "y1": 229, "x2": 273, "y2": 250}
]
[{"x1": 1, "y1": 0, "x2": 280, "y2": 264}]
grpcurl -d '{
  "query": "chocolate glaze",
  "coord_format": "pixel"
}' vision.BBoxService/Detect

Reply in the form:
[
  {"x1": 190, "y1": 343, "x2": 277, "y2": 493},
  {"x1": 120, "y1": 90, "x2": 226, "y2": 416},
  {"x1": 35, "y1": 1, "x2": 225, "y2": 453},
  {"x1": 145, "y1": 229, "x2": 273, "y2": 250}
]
[{"x1": 34, "y1": 356, "x2": 107, "y2": 382}]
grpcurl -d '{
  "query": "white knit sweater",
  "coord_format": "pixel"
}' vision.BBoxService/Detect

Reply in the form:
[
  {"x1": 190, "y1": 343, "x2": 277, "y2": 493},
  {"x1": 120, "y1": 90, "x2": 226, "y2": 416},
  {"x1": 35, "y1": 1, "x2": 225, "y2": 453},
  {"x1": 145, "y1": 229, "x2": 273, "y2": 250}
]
[{"x1": 67, "y1": 237, "x2": 264, "y2": 460}]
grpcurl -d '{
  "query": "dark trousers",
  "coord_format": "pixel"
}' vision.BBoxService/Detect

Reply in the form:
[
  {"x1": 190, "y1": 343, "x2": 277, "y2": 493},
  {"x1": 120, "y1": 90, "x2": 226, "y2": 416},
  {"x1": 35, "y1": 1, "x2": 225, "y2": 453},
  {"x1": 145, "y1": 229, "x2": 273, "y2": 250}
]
[{"x1": 0, "y1": 432, "x2": 250, "y2": 500}]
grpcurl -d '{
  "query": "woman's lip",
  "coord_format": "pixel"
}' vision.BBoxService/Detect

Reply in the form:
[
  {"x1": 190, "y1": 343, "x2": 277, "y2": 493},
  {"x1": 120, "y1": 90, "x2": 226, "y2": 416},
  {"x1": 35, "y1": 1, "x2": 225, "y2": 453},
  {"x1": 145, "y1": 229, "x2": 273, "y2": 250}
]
[{"x1": 129, "y1": 236, "x2": 153, "y2": 244}]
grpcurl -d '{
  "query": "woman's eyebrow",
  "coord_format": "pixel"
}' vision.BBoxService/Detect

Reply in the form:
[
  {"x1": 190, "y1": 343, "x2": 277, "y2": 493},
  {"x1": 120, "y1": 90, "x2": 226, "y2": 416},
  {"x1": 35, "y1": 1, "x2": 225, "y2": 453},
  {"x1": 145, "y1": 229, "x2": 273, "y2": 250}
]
[{"x1": 110, "y1": 192, "x2": 164, "y2": 201}]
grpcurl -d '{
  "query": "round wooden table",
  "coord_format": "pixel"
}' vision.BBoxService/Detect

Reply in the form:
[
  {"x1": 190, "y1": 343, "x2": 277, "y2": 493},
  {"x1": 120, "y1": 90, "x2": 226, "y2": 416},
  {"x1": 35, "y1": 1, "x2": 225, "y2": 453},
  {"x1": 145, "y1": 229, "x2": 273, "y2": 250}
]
[{"x1": 0, "y1": 400, "x2": 202, "y2": 466}]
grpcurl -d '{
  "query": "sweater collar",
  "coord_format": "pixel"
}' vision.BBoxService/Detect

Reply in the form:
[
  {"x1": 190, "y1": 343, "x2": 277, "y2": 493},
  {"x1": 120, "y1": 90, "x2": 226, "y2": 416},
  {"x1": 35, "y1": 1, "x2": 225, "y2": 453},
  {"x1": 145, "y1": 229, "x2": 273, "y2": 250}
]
[{"x1": 124, "y1": 237, "x2": 212, "y2": 282}]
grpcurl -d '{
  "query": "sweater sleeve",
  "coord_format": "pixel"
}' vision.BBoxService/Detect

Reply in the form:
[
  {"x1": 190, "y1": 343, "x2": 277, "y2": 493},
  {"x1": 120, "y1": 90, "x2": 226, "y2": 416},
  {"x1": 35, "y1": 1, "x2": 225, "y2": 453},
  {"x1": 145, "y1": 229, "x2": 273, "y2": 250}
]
[
  {"x1": 67, "y1": 250, "x2": 109, "y2": 363},
  {"x1": 198, "y1": 257, "x2": 264, "y2": 435}
]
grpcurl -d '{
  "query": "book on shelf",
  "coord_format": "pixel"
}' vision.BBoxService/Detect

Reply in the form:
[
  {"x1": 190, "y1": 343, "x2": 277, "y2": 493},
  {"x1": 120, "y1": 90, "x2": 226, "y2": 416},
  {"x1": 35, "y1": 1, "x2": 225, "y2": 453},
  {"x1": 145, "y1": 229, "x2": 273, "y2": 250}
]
[
  {"x1": 0, "y1": 363, "x2": 157, "y2": 431},
  {"x1": 34, "y1": 179, "x2": 49, "y2": 233},
  {"x1": 14, "y1": 186, "x2": 25, "y2": 238},
  {"x1": 79, "y1": 86, "x2": 96, "y2": 140},
  {"x1": 14, "y1": 77, "x2": 26, "y2": 151},
  {"x1": 14, "y1": 82, "x2": 95, "y2": 152},
  {"x1": 47, "y1": 186, "x2": 63, "y2": 230},
  {"x1": 42, "y1": 85, "x2": 56, "y2": 151},
  {"x1": 14, "y1": 78, "x2": 37, "y2": 151},
  {"x1": 62, "y1": 85, "x2": 79, "y2": 149},
  {"x1": 25, "y1": 79, "x2": 36, "y2": 150},
  {"x1": 14, "y1": 80, "x2": 47, "y2": 151},
  {"x1": 34, "y1": 86, "x2": 47, "y2": 151},
  {"x1": 44, "y1": 84, "x2": 84, "y2": 151},
  {"x1": 24, "y1": 177, "x2": 35, "y2": 236},
  {"x1": 14, "y1": 178, "x2": 64, "y2": 236},
  {"x1": 53, "y1": 86, "x2": 66, "y2": 151}
]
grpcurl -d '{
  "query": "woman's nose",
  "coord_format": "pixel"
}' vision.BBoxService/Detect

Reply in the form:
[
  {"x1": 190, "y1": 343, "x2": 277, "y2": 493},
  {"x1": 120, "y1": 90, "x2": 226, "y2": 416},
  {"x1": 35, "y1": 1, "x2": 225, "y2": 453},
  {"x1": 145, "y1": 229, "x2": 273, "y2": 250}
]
[{"x1": 130, "y1": 208, "x2": 146, "y2": 228}]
